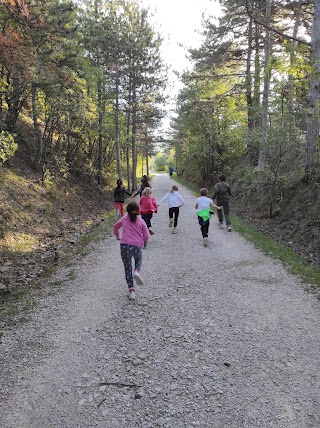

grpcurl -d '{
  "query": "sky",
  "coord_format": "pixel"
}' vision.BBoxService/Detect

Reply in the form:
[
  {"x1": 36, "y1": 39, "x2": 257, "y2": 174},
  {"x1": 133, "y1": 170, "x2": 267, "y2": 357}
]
[{"x1": 139, "y1": 0, "x2": 222, "y2": 132}]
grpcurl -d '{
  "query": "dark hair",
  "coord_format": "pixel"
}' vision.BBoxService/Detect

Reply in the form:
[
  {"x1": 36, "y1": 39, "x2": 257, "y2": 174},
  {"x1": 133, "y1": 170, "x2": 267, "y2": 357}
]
[
  {"x1": 126, "y1": 201, "x2": 140, "y2": 222},
  {"x1": 116, "y1": 179, "x2": 122, "y2": 186},
  {"x1": 219, "y1": 174, "x2": 226, "y2": 181}
]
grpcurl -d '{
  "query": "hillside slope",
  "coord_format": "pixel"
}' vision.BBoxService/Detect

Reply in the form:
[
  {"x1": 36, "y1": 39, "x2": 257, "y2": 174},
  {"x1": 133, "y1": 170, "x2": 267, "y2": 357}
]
[
  {"x1": 0, "y1": 148, "x2": 114, "y2": 300},
  {"x1": 231, "y1": 173, "x2": 320, "y2": 267}
]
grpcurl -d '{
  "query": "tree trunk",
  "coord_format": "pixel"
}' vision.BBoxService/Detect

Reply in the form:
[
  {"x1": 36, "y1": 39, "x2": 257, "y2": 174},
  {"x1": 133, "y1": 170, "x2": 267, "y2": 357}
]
[
  {"x1": 246, "y1": 16, "x2": 255, "y2": 165},
  {"x1": 115, "y1": 66, "x2": 122, "y2": 180},
  {"x1": 97, "y1": 78, "x2": 103, "y2": 185},
  {"x1": 5, "y1": 75, "x2": 24, "y2": 132},
  {"x1": 0, "y1": 66, "x2": 4, "y2": 131},
  {"x1": 32, "y1": 83, "x2": 44, "y2": 166},
  {"x1": 125, "y1": 75, "x2": 132, "y2": 190},
  {"x1": 305, "y1": 1, "x2": 320, "y2": 183},
  {"x1": 131, "y1": 82, "x2": 137, "y2": 190},
  {"x1": 126, "y1": 109, "x2": 131, "y2": 190},
  {"x1": 258, "y1": 0, "x2": 272, "y2": 169},
  {"x1": 251, "y1": 19, "x2": 262, "y2": 166},
  {"x1": 288, "y1": 0, "x2": 303, "y2": 121}
]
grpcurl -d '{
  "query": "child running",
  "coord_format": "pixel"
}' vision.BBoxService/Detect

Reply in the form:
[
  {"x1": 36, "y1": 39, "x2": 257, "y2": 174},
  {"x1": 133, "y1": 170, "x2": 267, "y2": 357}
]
[
  {"x1": 158, "y1": 185, "x2": 185, "y2": 234},
  {"x1": 113, "y1": 179, "x2": 131, "y2": 218},
  {"x1": 113, "y1": 201, "x2": 149, "y2": 300},
  {"x1": 195, "y1": 188, "x2": 222, "y2": 247},
  {"x1": 140, "y1": 187, "x2": 158, "y2": 239}
]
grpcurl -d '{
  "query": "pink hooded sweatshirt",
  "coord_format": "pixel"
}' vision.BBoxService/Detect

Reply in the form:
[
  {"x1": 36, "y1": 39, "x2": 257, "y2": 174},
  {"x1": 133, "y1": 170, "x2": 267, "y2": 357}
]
[
  {"x1": 114, "y1": 214, "x2": 149, "y2": 248},
  {"x1": 140, "y1": 196, "x2": 158, "y2": 214}
]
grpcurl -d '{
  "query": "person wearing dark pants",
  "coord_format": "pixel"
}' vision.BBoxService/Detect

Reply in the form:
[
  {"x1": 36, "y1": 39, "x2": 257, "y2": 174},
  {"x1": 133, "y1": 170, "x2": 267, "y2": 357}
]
[
  {"x1": 169, "y1": 206, "x2": 180, "y2": 228},
  {"x1": 158, "y1": 185, "x2": 185, "y2": 234},
  {"x1": 212, "y1": 174, "x2": 232, "y2": 231},
  {"x1": 198, "y1": 216, "x2": 210, "y2": 239},
  {"x1": 195, "y1": 188, "x2": 222, "y2": 247},
  {"x1": 113, "y1": 201, "x2": 150, "y2": 300},
  {"x1": 139, "y1": 187, "x2": 158, "y2": 239}
]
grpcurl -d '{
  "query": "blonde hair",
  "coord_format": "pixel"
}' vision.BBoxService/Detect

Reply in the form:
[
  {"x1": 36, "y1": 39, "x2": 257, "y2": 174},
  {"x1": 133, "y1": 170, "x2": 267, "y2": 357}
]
[
  {"x1": 200, "y1": 188, "x2": 208, "y2": 196},
  {"x1": 142, "y1": 187, "x2": 152, "y2": 197}
]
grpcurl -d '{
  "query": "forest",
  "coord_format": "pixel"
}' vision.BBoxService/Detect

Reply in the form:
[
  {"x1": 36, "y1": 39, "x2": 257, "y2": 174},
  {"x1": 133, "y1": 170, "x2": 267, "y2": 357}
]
[{"x1": 0, "y1": 0, "x2": 319, "y2": 293}]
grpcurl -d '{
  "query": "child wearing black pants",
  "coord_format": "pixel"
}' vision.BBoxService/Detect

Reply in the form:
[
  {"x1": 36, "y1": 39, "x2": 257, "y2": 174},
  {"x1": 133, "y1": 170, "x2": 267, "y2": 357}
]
[{"x1": 195, "y1": 188, "x2": 222, "y2": 247}]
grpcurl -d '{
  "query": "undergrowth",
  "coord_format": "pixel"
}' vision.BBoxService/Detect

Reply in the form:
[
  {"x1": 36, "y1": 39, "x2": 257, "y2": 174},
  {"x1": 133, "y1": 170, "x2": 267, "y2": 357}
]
[{"x1": 173, "y1": 174, "x2": 320, "y2": 290}]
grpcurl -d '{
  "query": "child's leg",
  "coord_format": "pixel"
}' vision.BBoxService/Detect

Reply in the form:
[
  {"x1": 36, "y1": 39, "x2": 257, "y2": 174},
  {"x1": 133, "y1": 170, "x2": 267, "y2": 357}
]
[
  {"x1": 148, "y1": 213, "x2": 153, "y2": 229},
  {"x1": 198, "y1": 216, "x2": 209, "y2": 238},
  {"x1": 173, "y1": 207, "x2": 179, "y2": 227},
  {"x1": 132, "y1": 245, "x2": 142, "y2": 272},
  {"x1": 120, "y1": 202, "x2": 124, "y2": 217},
  {"x1": 115, "y1": 202, "x2": 122, "y2": 219},
  {"x1": 141, "y1": 214, "x2": 152, "y2": 229},
  {"x1": 120, "y1": 244, "x2": 134, "y2": 289},
  {"x1": 168, "y1": 208, "x2": 174, "y2": 227}
]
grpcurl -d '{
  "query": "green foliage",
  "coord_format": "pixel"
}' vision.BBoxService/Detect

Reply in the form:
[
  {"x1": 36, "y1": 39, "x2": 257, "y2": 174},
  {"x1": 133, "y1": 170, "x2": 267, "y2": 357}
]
[
  {"x1": 232, "y1": 215, "x2": 320, "y2": 288},
  {"x1": 0, "y1": 132, "x2": 18, "y2": 164},
  {"x1": 152, "y1": 152, "x2": 168, "y2": 171}
]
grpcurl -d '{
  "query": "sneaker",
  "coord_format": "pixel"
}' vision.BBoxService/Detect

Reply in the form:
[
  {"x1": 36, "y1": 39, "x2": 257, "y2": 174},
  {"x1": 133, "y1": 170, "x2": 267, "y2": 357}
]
[
  {"x1": 203, "y1": 237, "x2": 208, "y2": 247},
  {"x1": 169, "y1": 219, "x2": 173, "y2": 228},
  {"x1": 134, "y1": 270, "x2": 144, "y2": 285},
  {"x1": 218, "y1": 222, "x2": 223, "y2": 228},
  {"x1": 149, "y1": 228, "x2": 154, "y2": 235},
  {"x1": 227, "y1": 225, "x2": 232, "y2": 232},
  {"x1": 128, "y1": 288, "x2": 136, "y2": 300},
  {"x1": 172, "y1": 227, "x2": 177, "y2": 234}
]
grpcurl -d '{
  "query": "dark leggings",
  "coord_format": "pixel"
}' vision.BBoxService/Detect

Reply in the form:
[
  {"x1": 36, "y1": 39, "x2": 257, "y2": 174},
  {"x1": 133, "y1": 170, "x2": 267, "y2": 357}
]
[
  {"x1": 169, "y1": 207, "x2": 180, "y2": 227},
  {"x1": 141, "y1": 213, "x2": 153, "y2": 229},
  {"x1": 198, "y1": 216, "x2": 210, "y2": 238},
  {"x1": 120, "y1": 244, "x2": 142, "y2": 289}
]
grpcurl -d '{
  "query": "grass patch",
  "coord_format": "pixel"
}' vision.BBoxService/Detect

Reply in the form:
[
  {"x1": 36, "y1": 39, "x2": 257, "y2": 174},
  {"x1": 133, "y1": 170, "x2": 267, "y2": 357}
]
[
  {"x1": 231, "y1": 215, "x2": 320, "y2": 288},
  {"x1": 72, "y1": 211, "x2": 115, "y2": 257},
  {"x1": 4, "y1": 232, "x2": 39, "y2": 252},
  {"x1": 174, "y1": 175, "x2": 320, "y2": 289}
]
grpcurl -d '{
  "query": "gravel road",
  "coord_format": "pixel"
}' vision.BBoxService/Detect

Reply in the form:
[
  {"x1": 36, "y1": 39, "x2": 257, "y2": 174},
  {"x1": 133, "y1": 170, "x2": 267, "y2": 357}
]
[{"x1": 0, "y1": 173, "x2": 320, "y2": 428}]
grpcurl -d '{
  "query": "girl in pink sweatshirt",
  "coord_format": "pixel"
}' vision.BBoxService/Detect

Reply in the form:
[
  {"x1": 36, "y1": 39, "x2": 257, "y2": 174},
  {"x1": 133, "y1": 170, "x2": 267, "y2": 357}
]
[
  {"x1": 139, "y1": 187, "x2": 158, "y2": 237},
  {"x1": 113, "y1": 201, "x2": 149, "y2": 300}
]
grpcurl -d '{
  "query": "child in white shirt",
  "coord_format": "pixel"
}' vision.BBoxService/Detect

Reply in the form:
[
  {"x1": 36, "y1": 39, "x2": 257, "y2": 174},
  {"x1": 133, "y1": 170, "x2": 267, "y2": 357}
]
[
  {"x1": 158, "y1": 185, "x2": 185, "y2": 234},
  {"x1": 195, "y1": 188, "x2": 221, "y2": 247}
]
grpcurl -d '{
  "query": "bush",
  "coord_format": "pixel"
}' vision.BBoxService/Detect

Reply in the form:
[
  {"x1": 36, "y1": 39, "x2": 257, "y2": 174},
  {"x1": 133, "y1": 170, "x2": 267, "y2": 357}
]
[{"x1": 0, "y1": 131, "x2": 18, "y2": 164}]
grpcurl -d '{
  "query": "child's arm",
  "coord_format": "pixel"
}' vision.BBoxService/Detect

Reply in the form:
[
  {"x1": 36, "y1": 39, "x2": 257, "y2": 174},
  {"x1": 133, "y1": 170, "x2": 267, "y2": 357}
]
[
  {"x1": 152, "y1": 198, "x2": 158, "y2": 212},
  {"x1": 210, "y1": 202, "x2": 223, "y2": 210},
  {"x1": 124, "y1": 187, "x2": 132, "y2": 196},
  {"x1": 195, "y1": 203, "x2": 199, "y2": 209},
  {"x1": 142, "y1": 221, "x2": 150, "y2": 242},
  {"x1": 158, "y1": 193, "x2": 169, "y2": 205},
  {"x1": 113, "y1": 219, "x2": 123, "y2": 239},
  {"x1": 179, "y1": 193, "x2": 185, "y2": 207}
]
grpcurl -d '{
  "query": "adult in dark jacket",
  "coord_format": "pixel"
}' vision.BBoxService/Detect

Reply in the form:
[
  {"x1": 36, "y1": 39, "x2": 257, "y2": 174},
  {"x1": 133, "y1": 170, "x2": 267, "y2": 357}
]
[
  {"x1": 212, "y1": 174, "x2": 232, "y2": 231},
  {"x1": 132, "y1": 175, "x2": 151, "y2": 197},
  {"x1": 114, "y1": 179, "x2": 131, "y2": 218}
]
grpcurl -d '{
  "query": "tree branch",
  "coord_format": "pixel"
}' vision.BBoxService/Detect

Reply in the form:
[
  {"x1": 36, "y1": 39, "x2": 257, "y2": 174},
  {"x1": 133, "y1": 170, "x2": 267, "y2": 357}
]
[{"x1": 245, "y1": 0, "x2": 311, "y2": 47}]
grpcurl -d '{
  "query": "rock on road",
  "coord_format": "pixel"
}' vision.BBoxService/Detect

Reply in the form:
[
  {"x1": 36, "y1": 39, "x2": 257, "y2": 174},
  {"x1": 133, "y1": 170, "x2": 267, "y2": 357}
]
[{"x1": 0, "y1": 173, "x2": 320, "y2": 428}]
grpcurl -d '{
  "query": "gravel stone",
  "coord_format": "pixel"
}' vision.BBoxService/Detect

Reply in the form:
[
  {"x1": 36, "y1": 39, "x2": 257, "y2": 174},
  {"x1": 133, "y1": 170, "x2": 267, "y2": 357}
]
[{"x1": 0, "y1": 173, "x2": 320, "y2": 427}]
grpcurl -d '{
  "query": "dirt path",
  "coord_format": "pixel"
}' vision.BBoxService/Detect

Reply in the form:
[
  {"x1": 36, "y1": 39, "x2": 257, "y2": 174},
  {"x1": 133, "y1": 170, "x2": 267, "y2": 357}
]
[{"x1": 0, "y1": 173, "x2": 319, "y2": 428}]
